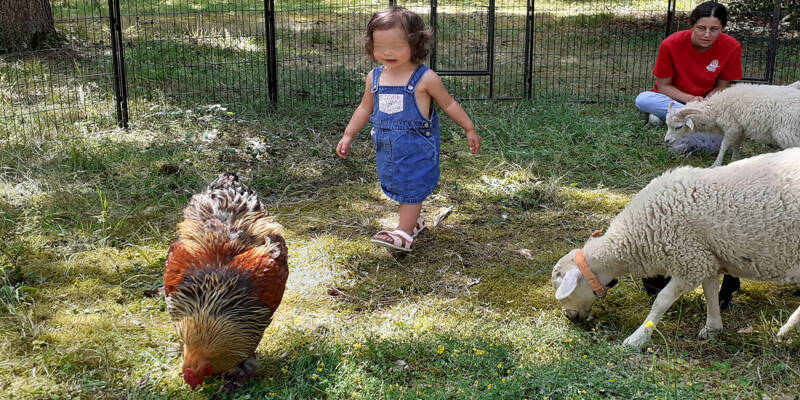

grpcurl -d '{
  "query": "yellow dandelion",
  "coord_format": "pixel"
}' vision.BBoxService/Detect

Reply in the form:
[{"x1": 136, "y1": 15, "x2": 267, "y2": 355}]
[
  {"x1": 437, "y1": 345, "x2": 445, "y2": 355},
  {"x1": 281, "y1": 366, "x2": 288, "y2": 375},
  {"x1": 317, "y1": 367, "x2": 322, "y2": 372},
  {"x1": 353, "y1": 343, "x2": 362, "y2": 350},
  {"x1": 497, "y1": 363, "x2": 503, "y2": 369},
  {"x1": 319, "y1": 361, "x2": 325, "y2": 367},
  {"x1": 311, "y1": 374, "x2": 318, "y2": 380},
  {"x1": 487, "y1": 384, "x2": 493, "y2": 389},
  {"x1": 502, "y1": 378, "x2": 507, "y2": 383},
  {"x1": 526, "y1": 373, "x2": 532, "y2": 378},
  {"x1": 645, "y1": 320, "x2": 655, "y2": 329},
  {"x1": 609, "y1": 379, "x2": 616, "y2": 383}
]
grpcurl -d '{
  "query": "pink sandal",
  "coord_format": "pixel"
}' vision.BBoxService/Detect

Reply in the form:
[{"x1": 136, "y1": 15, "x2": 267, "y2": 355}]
[
  {"x1": 371, "y1": 230, "x2": 414, "y2": 252},
  {"x1": 412, "y1": 217, "x2": 426, "y2": 238}
]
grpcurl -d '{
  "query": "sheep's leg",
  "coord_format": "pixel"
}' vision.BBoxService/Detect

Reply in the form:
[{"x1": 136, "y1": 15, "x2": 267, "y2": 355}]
[
  {"x1": 698, "y1": 276, "x2": 723, "y2": 339},
  {"x1": 777, "y1": 304, "x2": 800, "y2": 338},
  {"x1": 623, "y1": 278, "x2": 695, "y2": 348},
  {"x1": 712, "y1": 136, "x2": 733, "y2": 167},
  {"x1": 729, "y1": 135, "x2": 745, "y2": 163}
]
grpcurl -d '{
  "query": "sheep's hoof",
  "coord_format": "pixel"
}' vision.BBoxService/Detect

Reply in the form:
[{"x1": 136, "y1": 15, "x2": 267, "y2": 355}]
[
  {"x1": 776, "y1": 326, "x2": 793, "y2": 339},
  {"x1": 698, "y1": 326, "x2": 721, "y2": 340},
  {"x1": 622, "y1": 333, "x2": 649, "y2": 349}
]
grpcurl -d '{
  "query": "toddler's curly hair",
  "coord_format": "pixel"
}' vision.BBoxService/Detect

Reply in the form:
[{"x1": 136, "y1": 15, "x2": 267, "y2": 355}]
[{"x1": 365, "y1": 7, "x2": 432, "y2": 64}]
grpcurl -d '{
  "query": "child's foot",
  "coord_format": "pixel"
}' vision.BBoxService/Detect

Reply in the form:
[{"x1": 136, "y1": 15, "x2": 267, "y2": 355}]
[
  {"x1": 412, "y1": 217, "x2": 426, "y2": 237},
  {"x1": 371, "y1": 230, "x2": 414, "y2": 252}
]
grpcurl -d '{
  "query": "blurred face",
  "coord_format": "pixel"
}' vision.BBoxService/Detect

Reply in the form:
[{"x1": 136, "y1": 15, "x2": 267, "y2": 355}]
[
  {"x1": 690, "y1": 16, "x2": 723, "y2": 51},
  {"x1": 372, "y1": 27, "x2": 413, "y2": 69}
]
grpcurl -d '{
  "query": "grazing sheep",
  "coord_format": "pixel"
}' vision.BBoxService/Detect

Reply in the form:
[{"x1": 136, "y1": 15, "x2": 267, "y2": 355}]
[
  {"x1": 788, "y1": 80, "x2": 800, "y2": 89},
  {"x1": 664, "y1": 83, "x2": 800, "y2": 167},
  {"x1": 551, "y1": 148, "x2": 800, "y2": 348}
]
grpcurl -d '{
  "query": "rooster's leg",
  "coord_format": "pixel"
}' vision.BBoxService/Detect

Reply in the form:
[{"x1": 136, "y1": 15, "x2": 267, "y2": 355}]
[{"x1": 221, "y1": 355, "x2": 259, "y2": 388}]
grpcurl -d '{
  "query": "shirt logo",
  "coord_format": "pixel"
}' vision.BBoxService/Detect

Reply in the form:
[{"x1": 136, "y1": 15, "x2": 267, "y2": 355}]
[{"x1": 706, "y1": 59, "x2": 720, "y2": 72}]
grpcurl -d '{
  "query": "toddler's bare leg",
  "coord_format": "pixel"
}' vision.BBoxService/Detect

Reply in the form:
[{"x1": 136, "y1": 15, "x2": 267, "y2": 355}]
[{"x1": 397, "y1": 203, "x2": 423, "y2": 236}]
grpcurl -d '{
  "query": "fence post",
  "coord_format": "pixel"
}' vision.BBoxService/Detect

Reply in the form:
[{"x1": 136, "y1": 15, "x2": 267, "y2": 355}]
[
  {"x1": 429, "y1": 0, "x2": 438, "y2": 71},
  {"x1": 523, "y1": 0, "x2": 534, "y2": 99},
  {"x1": 487, "y1": 0, "x2": 496, "y2": 99},
  {"x1": 108, "y1": 0, "x2": 128, "y2": 129},
  {"x1": 766, "y1": 0, "x2": 781, "y2": 84},
  {"x1": 265, "y1": 0, "x2": 278, "y2": 105},
  {"x1": 665, "y1": 0, "x2": 676, "y2": 38}
]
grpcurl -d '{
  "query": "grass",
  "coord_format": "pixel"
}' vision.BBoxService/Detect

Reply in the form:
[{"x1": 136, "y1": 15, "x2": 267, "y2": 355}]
[
  {"x1": 1, "y1": 2, "x2": 799, "y2": 398},
  {"x1": 1, "y1": 97, "x2": 799, "y2": 399}
]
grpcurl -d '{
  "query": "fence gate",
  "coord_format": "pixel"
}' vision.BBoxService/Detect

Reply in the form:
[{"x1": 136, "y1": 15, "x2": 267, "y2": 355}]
[{"x1": 427, "y1": 0, "x2": 497, "y2": 99}]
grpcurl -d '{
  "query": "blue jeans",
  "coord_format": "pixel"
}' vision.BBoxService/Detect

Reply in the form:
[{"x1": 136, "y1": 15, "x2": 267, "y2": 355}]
[{"x1": 635, "y1": 91, "x2": 684, "y2": 121}]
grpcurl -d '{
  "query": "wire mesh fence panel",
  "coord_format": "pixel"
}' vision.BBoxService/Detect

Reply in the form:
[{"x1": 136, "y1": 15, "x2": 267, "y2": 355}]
[
  {"x1": 530, "y1": 0, "x2": 672, "y2": 102},
  {"x1": 0, "y1": 1, "x2": 117, "y2": 140},
  {"x1": 117, "y1": 0, "x2": 272, "y2": 118},
  {"x1": 274, "y1": 0, "x2": 386, "y2": 107},
  {"x1": 2, "y1": 0, "x2": 798, "y2": 135}
]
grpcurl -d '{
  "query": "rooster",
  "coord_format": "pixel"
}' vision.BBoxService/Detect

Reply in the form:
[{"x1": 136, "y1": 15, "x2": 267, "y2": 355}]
[{"x1": 163, "y1": 173, "x2": 288, "y2": 389}]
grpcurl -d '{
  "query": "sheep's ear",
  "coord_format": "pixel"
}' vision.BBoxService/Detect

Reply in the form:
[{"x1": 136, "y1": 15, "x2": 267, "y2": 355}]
[
  {"x1": 555, "y1": 268, "x2": 582, "y2": 300},
  {"x1": 667, "y1": 102, "x2": 674, "y2": 114},
  {"x1": 686, "y1": 117, "x2": 695, "y2": 131},
  {"x1": 590, "y1": 229, "x2": 603, "y2": 238}
]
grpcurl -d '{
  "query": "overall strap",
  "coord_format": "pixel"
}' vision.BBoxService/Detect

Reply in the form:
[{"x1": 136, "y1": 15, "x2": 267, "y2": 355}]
[
  {"x1": 371, "y1": 66, "x2": 383, "y2": 93},
  {"x1": 404, "y1": 65, "x2": 429, "y2": 93}
]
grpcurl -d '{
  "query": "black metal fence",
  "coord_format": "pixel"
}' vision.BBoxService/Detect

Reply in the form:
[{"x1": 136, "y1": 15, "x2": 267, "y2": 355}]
[{"x1": 1, "y1": 0, "x2": 798, "y2": 136}]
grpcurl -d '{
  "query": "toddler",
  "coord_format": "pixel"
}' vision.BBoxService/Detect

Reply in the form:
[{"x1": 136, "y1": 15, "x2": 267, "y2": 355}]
[{"x1": 336, "y1": 6, "x2": 480, "y2": 252}]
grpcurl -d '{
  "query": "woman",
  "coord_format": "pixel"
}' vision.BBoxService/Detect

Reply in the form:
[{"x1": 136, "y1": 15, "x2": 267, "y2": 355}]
[
  {"x1": 637, "y1": 2, "x2": 743, "y2": 308},
  {"x1": 636, "y1": 1, "x2": 742, "y2": 126}
]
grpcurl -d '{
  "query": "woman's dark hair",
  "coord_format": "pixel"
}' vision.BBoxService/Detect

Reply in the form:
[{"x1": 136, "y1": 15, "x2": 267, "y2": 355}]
[
  {"x1": 690, "y1": 1, "x2": 729, "y2": 27},
  {"x1": 365, "y1": 7, "x2": 433, "y2": 64}
]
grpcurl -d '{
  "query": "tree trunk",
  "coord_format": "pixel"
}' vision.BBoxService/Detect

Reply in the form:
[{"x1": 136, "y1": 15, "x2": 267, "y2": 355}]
[{"x1": 0, "y1": 0, "x2": 57, "y2": 53}]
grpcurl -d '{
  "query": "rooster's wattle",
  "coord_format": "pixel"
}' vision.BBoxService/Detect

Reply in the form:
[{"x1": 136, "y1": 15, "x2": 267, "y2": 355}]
[{"x1": 164, "y1": 173, "x2": 288, "y2": 389}]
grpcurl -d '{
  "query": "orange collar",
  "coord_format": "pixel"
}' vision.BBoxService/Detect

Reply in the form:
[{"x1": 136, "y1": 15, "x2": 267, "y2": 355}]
[{"x1": 575, "y1": 249, "x2": 608, "y2": 298}]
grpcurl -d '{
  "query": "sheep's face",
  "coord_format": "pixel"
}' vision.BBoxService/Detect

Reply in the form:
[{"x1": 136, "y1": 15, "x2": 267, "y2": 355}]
[
  {"x1": 551, "y1": 249, "x2": 596, "y2": 321},
  {"x1": 664, "y1": 103, "x2": 698, "y2": 143}
]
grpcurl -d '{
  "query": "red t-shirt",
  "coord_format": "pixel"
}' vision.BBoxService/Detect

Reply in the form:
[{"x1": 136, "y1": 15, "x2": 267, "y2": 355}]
[{"x1": 653, "y1": 30, "x2": 742, "y2": 96}]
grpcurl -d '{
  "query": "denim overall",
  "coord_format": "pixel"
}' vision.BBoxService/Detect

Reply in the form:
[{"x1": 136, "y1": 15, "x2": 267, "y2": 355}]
[{"x1": 369, "y1": 64, "x2": 441, "y2": 204}]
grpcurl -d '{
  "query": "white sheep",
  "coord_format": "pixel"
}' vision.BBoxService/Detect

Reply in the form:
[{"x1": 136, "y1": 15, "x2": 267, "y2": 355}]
[
  {"x1": 788, "y1": 80, "x2": 800, "y2": 89},
  {"x1": 551, "y1": 148, "x2": 800, "y2": 348},
  {"x1": 664, "y1": 83, "x2": 800, "y2": 167}
]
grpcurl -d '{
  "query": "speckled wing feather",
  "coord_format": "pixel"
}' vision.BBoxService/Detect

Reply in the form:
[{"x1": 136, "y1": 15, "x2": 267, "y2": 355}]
[{"x1": 164, "y1": 172, "x2": 288, "y2": 322}]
